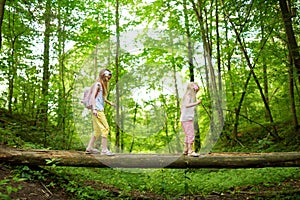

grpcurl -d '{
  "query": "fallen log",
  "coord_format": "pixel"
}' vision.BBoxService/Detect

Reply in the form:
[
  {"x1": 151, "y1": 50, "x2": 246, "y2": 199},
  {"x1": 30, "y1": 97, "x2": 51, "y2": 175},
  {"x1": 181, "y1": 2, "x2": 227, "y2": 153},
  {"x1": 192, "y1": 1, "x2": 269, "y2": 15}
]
[{"x1": 0, "y1": 147, "x2": 300, "y2": 168}]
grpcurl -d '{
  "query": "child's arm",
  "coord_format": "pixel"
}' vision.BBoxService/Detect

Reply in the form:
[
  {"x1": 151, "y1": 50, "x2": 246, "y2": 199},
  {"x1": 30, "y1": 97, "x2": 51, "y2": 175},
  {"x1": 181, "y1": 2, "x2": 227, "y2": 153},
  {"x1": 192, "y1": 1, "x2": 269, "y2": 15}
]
[
  {"x1": 91, "y1": 83, "x2": 101, "y2": 115},
  {"x1": 105, "y1": 99, "x2": 116, "y2": 107},
  {"x1": 185, "y1": 99, "x2": 202, "y2": 108}
]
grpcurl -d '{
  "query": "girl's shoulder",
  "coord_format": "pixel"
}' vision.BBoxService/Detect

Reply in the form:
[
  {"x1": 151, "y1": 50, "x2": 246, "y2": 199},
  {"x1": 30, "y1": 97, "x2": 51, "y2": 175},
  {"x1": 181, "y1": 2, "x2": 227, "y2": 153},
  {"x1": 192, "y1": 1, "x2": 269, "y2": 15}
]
[
  {"x1": 181, "y1": 95, "x2": 190, "y2": 105},
  {"x1": 91, "y1": 81, "x2": 102, "y2": 93},
  {"x1": 183, "y1": 94, "x2": 191, "y2": 101},
  {"x1": 95, "y1": 81, "x2": 101, "y2": 85},
  {"x1": 95, "y1": 81, "x2": 102, "y2": 89}
]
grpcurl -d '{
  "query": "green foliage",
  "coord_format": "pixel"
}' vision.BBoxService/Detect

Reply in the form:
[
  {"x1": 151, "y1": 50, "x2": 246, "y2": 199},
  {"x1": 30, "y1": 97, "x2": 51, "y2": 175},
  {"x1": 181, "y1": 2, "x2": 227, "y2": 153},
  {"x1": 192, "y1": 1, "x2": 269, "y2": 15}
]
[
  {"x1": 0, "y1": 179, "x2": 11, "y2": 200},
  {"x1": 15, "y1": 166, "x2": 46, "y2": 181},
  {"x1": 49, "y1": 166, "x2": 299, "y2": 199},
  {"x1": 0, "y1": 171, "x2": 26, "y2": 199},
  {"x1": 0, "y1": 108, "x2": 82, "y2": 150},
  {"x1": 63, "y1": 180, "x2": 111, "y2": 200}
]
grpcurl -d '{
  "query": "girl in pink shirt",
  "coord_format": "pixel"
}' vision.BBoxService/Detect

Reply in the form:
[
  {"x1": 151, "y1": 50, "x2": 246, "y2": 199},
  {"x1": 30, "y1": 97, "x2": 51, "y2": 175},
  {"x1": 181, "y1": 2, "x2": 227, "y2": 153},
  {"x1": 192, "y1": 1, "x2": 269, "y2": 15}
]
[{"x1": 180, "y1": 82, "x2": 202, "y2": 157}]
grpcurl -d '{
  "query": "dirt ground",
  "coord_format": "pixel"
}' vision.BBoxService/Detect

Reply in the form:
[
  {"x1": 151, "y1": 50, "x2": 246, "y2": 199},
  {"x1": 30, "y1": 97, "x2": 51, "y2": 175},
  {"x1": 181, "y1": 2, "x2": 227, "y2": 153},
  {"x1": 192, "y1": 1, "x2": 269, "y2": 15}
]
[
  {"x1": 1, "y1": 164, "x2": 300, "y2": 200},
  {"x1": 0, "y1": 164, "x2": 71, "y2": 200}
]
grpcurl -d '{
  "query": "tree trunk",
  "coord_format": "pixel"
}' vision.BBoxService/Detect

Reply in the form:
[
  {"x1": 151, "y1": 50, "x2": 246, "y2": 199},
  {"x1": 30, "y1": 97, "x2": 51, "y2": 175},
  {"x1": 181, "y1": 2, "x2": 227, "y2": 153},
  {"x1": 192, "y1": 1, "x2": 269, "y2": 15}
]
[
  {"x1": 288, "y1": 52, "x2": 299, "y2": 129},
  {"x1": 215, "y1": 0, "x2": 222, "y2": 94},
  {"x1": 8, "y1": 37, "x2": 16, "y2": 114},
  {"x1": 224, "y1": 16, "x2": 237, "y2": 140},
  {"x1": 115, "y1": 0, "x2": 121, "y2": 152},
  {"x1": 1, "y1": 147, "x2": 299, "y2": 168},
  {"x1": 279, "y1": 0, "x2": 300, "y2": 84},
  {"x1": 0, "y1": 0, "x2": 6, "y2": 50},
  {"x1": 191, "y1": 0, "x2": 224, "y2": 151},
  {"x1": 260, "y1": 14, "x2": 270, "y2": 121},
  {"x1": 129, "y1": 103, "x2": 138, "y2": 153},
  {"x1": 183, "y1": 0, "x2": 194, "y2": 82},
  {"x1": 183, "y1": 0, "x2": 201, "y2": 151},
  {"x1": 57, "y1": 1, "x2": 67, "y2": 145},
  {"x1": 170, "y1": 37, "x2": 181, "y2": 152},
  {"x1": 41, "y1": 0, "x2": 51, "y2": 147},
  {"x1": 233, "y1": 71, "x2": 252, "y2": 139}
]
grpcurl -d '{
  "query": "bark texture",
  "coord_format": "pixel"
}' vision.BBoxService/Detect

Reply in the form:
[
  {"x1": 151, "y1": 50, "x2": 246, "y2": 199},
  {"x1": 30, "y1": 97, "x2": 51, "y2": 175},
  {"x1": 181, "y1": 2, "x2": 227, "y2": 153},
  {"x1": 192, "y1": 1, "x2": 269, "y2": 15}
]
[{"x1": 0, "y1": 147, "x2": 299, "y2": 168}]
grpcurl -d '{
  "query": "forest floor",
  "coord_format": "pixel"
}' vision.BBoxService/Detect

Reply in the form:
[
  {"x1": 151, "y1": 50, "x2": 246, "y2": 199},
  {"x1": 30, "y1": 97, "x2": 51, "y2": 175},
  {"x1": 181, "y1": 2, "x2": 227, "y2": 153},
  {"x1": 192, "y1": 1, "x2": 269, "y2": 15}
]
[{"x1": 1, "y1": 163, "x2": 300, "y2": 200}]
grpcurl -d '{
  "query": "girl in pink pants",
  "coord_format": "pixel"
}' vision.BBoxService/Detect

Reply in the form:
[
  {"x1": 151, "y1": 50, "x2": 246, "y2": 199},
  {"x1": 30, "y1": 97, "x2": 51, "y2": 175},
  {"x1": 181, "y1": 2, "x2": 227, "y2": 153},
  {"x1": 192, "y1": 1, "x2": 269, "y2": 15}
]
[{"x1": 180, "y1": 82, "x2": 202, "y2": 157}]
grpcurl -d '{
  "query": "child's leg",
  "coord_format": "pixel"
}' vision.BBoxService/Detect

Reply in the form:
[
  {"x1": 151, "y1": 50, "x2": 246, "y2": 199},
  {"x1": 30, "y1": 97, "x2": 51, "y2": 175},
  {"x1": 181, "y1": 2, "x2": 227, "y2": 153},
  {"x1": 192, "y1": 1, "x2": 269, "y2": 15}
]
[
  {"x1": 86, "y1": 135, "x2": 101, "y2": 153},
  {"x1": 101, "y1": 137, "x2": 114, "y2": 155},
  {"x1": 102, "y1": 137, "x2": 108, "y2": 151},
  {"x1": 183, "y1": 142, "x2": 188, "y2": 155},
  {"x1": 96, "y1": 111, "x2": 114, "y2": 156},
  {"x1": 186, "y1": 143, "x2": 198, "y2": 157},
  {"x1": 182, "y1": 121, "x2": 194, "y2": 155},
  {"x1": 86, "y1": 112, "x2": 102, "y2": 153},
  {"x1": 86, "y1": 135, "x2": 96, "y2": 150},
  {"x1": 182, "y1": 121, "x2": 199, "y2": 157}
]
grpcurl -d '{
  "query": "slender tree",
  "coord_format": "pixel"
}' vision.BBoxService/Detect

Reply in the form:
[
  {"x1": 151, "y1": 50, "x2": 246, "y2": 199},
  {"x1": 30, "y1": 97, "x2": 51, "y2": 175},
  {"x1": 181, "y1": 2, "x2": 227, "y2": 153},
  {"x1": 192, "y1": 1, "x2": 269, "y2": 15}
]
[
  {"x1": 0, "y1": 0, "x2": 6, "y2": 50},
  {"x1": 183, "y1": 0, "x2": 202, "y2": 151},
  {"x1": 191, "y1": 0, "x2": 224, "y2": 149},
  {"x1": 56, "y1": 0, "x2": 66, "y2": 141},
  {"x1": 279, "y1": 0, "x2": 300, "y2": 84},
  {"x1": 41, "y1": 0, "x2": 51, "y2": 146},
  {"x1": 288, "y1": 51, "x2": 299, "y2": 129},
  {"x1": 7, "y1": 12, "x2": 17, "y2": 114},
  {"x1": 115, "y1": 0, "x2": 121, "y2": 152},
  {"x1": 279, "y1": 0, "x2": 299, "y2": 130}
]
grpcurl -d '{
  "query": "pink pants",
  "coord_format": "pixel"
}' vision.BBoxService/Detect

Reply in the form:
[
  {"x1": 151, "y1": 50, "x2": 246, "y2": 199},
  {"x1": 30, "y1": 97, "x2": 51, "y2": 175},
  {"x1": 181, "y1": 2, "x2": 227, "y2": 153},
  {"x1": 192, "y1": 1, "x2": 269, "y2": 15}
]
[{"x1": 181, "y1": 120, "x2": 194, "y2": 144}]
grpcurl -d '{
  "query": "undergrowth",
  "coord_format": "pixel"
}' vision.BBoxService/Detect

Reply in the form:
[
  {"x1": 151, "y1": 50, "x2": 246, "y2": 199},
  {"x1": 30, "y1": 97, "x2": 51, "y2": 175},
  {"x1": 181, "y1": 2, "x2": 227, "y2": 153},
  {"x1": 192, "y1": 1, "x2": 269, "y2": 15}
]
[{"x1": 46, "y1": 166, "x2": 299, "y2": 199}]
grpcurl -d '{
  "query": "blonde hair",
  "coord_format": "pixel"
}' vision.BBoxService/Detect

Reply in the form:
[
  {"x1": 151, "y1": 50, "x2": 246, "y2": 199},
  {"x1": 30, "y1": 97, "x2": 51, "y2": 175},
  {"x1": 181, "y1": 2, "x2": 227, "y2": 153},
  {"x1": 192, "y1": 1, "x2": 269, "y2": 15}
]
[
  {"x1": 182, "y1": 82, "x2": 199, "y2": 104},
  {"x1": 96, "y1": 68, "x2": 112, "y2": 98}
]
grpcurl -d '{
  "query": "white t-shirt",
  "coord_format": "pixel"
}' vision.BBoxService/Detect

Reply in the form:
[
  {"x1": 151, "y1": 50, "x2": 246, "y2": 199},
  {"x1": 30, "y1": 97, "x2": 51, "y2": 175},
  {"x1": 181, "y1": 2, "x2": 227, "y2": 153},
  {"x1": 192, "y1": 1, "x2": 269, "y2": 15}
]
[{"x1": 180, "y1": 95, "x2": 196, "y2": 122}]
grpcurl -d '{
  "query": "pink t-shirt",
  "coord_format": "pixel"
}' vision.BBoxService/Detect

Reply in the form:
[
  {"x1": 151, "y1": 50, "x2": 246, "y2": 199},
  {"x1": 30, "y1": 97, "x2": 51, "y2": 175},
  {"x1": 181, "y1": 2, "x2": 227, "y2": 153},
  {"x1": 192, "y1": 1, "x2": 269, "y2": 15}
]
[{"x1": 180, "y1": 95, "x2": 195, "y2": 121}]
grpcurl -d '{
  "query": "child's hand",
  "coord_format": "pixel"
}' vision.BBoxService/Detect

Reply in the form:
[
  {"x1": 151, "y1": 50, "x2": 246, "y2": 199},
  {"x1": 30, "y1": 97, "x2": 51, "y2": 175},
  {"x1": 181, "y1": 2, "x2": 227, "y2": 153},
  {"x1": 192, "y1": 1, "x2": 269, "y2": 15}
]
[
  {"x1": 197, "y1": 99, "x2": 202, "y2": 105},
  {"x1": 106, "y1": 100, "x2": 116, "y2": 107},
  {"x1": 93, "y1": 109, "x2": 98, "y2": 117},
  {"x1": 110, "y1": 102, "x2": 116, "y2": 107}
]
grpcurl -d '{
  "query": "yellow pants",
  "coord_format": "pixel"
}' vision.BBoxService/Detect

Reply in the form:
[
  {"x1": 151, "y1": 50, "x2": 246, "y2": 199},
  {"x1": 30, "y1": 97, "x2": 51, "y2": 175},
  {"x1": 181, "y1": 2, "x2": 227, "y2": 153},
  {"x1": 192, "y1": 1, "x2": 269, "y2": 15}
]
[{"x1": 92, "y1": 111, "x2": 109, "y2": 139}]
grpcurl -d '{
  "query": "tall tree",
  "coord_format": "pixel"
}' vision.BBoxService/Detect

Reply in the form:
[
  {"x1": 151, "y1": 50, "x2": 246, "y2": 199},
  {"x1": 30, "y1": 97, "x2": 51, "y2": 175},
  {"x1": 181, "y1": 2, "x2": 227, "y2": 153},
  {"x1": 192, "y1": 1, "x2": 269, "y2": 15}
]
[
  {"x1": 0, "y1": 0, "x2": 6, "y2": 50},
  {"x1": 115, "y1": 0, "x2": 121, "y2": 152},
  {"x1": 279, "y1": 0, "x2": 300, "y2": 84},
  {"x1": 40, "y1": 0, "x2": 51, "y2": 146},
  {"x1": 288, "y1": 51, "x2": 299, "y2": 129},
  {"x1": 191, "y1": 0, "x2": 224, "y2": 150},
  {"x1": 183, "y1": 0, "x2": 201, "y2": 150},
  {"x1": 279, "y1": 0, "x2": 299, "y2": 130},
  {"x1": 6, "y1": 9, "x2": 17, "y2": 114}
]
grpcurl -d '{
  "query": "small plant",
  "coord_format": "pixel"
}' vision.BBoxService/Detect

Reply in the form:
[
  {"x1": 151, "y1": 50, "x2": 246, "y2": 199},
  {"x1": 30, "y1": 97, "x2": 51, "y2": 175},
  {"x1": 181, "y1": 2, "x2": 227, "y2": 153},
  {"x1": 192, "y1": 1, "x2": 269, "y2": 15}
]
[
  {"x1": 0, "y1": 176, "x2": 25, "y2": 199},
  {"x1": 0, "y1": 179, "x2": 11, "y2": 200},
  {"x1": 15, "y1": 165, "x2": 46, "y2": 181},
  {"x1": 45, "y1": 158, "x2": 61, "y2": 168}
]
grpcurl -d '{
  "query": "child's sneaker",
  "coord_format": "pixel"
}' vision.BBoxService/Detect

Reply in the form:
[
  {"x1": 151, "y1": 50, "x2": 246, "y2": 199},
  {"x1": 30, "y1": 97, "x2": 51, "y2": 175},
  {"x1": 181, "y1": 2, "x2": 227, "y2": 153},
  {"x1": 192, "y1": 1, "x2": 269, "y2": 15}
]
[
  {"x1": 85, "y1": 148, "x2": 100, "y2": 154},
  {"x1": 101, "y1": 150, "x2": 114, "y2": 156},
  {"x1": 188, "y1": 151, "x2": 199, "y2": 157}
]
